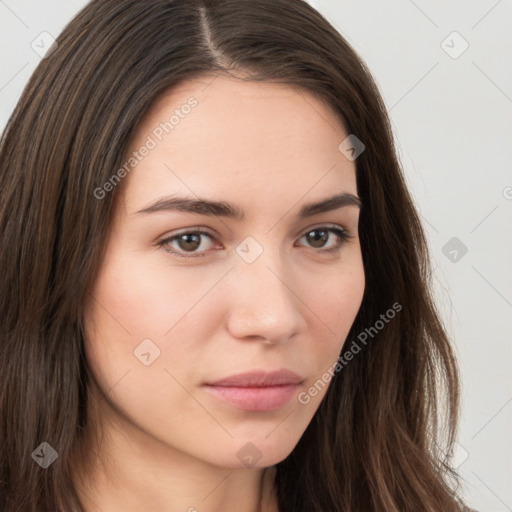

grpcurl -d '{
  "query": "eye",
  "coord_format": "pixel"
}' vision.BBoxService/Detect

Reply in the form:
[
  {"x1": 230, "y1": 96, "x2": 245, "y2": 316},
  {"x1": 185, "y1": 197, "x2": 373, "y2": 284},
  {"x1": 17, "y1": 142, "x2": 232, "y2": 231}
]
[
  {"x1": 296, "y1": 226, "x2": 351, "y2": 253},
  {"x1": 158, "y1": 228, "x2": 217, "y2": 258},
  {"x1": 158, "y1": 225, "x2": 352, "y2": 259}
]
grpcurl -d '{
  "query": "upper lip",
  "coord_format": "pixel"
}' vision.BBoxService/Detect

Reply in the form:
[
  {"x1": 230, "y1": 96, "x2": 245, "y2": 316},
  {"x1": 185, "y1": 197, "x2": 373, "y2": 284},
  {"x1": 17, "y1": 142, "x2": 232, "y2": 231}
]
[{"x1": 205, "y1": 369, "x2": 304, "y2": 387}]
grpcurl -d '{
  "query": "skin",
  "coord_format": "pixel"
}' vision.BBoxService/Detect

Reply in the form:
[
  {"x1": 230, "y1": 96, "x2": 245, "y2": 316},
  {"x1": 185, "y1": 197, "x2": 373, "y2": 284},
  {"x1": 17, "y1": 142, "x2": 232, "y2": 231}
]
[{"x1": 74, "y1": 74, "x2": 365, "y2": 512}]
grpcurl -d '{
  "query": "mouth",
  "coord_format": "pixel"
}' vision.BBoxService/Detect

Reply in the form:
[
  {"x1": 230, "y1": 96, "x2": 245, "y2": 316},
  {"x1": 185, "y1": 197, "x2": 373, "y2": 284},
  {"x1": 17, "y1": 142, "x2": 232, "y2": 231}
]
[{"x1": 203, "y1": 369, "x2": 304, "y2": 412}]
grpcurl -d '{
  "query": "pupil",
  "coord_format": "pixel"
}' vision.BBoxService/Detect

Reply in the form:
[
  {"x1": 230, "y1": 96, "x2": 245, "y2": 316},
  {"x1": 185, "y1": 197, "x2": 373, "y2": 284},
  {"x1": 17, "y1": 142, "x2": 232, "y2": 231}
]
[
  {"x1": 307, "y1": 230, "x2": 327, "y2": 248},
  {"x1": 179, "y1": 234, "x2": 200, "y2": 251}
]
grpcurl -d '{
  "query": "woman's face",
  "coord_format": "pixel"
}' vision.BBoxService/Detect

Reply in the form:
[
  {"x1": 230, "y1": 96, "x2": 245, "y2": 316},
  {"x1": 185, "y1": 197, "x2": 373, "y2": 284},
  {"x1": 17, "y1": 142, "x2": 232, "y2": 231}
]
[{"x1": 84, "y1": 75, "x2": 365, "y2": 469}]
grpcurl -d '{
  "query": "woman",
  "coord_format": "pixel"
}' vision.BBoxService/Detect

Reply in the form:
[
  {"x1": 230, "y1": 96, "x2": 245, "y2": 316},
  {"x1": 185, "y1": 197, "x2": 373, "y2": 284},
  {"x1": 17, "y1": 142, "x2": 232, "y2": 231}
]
[{"x1": 0, "y1": 0, "x2": 475, "y2": 510}]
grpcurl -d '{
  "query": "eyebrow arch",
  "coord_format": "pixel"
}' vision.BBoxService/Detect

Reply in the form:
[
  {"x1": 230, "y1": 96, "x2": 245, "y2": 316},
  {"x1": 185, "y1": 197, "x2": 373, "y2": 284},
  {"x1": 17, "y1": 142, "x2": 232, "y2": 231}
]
[{"x1": 134, "y1": 192, "x2": 361, "y2": 220}]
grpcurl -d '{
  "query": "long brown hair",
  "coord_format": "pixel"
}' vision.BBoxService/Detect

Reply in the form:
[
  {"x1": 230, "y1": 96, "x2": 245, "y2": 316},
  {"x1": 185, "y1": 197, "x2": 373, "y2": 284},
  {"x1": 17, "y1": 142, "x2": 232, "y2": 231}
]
[{"x1": 0, "y1": 0, "x2": 466, "y2": 510}]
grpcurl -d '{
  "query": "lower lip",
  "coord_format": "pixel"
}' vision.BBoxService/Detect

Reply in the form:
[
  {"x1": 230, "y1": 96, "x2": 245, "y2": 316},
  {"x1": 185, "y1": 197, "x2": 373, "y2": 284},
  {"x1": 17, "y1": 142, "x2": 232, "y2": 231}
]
[{"x1": 203, "y1": 384, "x2": 301, "y2": 412}]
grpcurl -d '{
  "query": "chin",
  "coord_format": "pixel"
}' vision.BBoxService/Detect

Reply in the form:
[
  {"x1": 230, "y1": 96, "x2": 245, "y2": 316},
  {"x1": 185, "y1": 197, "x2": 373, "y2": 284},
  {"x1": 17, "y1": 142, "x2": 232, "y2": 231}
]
[{"x1": 210, "y1": 435, "x2": 299, "y2": 470}]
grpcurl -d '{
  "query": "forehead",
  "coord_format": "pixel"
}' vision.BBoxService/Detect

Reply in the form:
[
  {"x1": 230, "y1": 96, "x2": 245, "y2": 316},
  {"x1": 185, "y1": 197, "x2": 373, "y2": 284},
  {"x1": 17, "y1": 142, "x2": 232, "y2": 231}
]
[{"x1": 120, "y1": 75, "x2": 357, "y2": 214}]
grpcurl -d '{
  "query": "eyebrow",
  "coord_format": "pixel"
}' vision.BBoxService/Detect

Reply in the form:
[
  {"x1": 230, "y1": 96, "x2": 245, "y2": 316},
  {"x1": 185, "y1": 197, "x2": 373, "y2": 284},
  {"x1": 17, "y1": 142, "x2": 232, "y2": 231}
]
[{"x1": 135, "y1": 192, "x2": 361, "y2": 220}]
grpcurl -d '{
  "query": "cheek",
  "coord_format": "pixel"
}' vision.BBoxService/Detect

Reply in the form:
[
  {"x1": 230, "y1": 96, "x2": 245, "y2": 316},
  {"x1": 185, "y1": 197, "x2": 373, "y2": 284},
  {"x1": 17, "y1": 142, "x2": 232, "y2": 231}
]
[
  {"x1": 301, "y1": 259, "x2": 365, "y2": 374},
  {"x1": 328, "y1": 266, "x2": 365, "y2": 330},
  {"x1": 81, "y1": 248, "x2": 164, "y2": 392},
  {"x1": 87, "y1": 247, "x2": 209, "y2": 340},
  {"x1": 309, "y1": 257, "x2": 365, "y2": 331},
  {"x1": 82, "y1": 247, "x2": 224, "y2": 391}
]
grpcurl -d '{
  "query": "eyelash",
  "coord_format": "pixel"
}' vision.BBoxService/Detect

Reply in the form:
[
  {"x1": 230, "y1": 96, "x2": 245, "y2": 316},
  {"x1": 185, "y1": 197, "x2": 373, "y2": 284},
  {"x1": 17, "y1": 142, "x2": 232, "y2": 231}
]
[{"x1": 157, "y1": 225, "x2": 352, "y2": 259}]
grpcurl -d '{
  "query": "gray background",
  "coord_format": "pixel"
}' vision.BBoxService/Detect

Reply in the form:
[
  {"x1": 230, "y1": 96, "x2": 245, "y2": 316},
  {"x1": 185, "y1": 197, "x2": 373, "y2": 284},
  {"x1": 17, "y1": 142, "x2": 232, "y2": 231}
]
[{"x1": 1, "y1": 1, "x2": 511, "y2": 510}]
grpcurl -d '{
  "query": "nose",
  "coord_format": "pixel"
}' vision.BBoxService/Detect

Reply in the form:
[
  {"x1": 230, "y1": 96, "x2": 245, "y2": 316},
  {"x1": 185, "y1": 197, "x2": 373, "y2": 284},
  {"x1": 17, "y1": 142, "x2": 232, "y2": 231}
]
[{"x1": 225, "y1": 248, "x2": 305, "y2": 344}]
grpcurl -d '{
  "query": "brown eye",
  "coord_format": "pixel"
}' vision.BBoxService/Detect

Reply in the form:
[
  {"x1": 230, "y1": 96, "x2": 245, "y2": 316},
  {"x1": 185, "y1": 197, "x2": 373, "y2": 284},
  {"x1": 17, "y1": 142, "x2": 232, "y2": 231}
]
[
  {"x1": 298, "y1": 226, "x2": 350, "y2": 252},
  {"x1": 304, "y1": 229, "x2": 330, "y2": 248},
  {"x1": 176, "y1": 233, "x2": 201, "y2": 251},
  {"x1": 159, "y1": 229, "x2": 216, "y2": 258}
]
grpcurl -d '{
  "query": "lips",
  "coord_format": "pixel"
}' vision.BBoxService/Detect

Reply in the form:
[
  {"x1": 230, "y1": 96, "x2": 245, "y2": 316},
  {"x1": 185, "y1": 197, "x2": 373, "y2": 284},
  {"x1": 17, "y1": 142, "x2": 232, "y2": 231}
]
[
  {"x1": 206, "y1": 369, "x2": 304, "y2": 387},
  {"x1": 203, "y1": 369, "x2": 304, "y2": 412}
]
